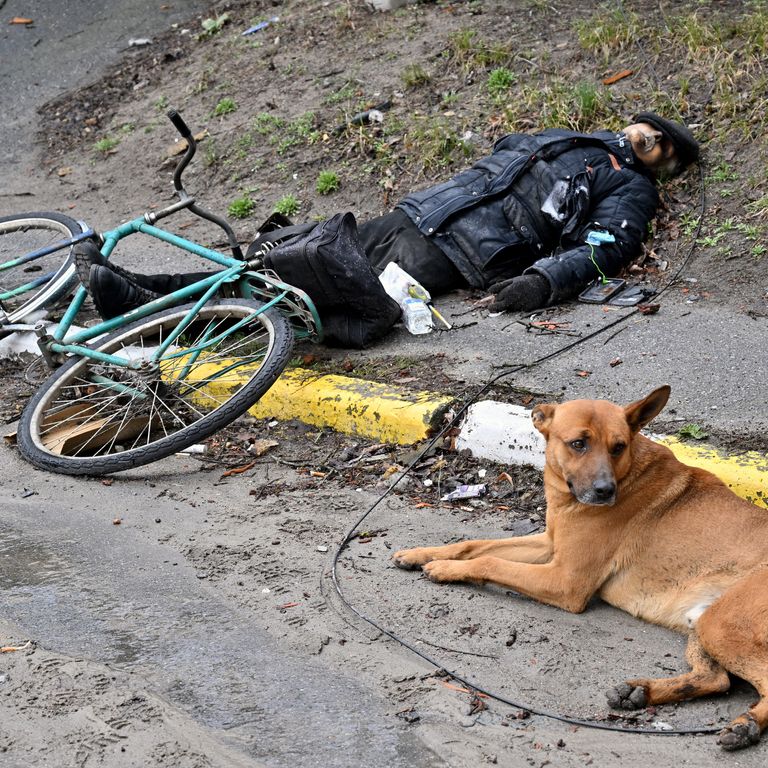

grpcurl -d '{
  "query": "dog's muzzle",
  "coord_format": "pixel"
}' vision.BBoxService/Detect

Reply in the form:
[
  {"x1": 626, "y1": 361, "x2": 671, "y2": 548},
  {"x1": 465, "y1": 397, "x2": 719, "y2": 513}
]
[{"x1": 568, "y1": 477, "x2": 617, "y2": 506}]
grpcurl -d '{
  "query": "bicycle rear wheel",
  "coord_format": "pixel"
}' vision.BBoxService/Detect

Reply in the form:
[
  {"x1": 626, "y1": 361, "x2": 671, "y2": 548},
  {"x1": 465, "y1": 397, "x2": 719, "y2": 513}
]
[
  {"x1": 17, "y1": 298, "x2": 293, "y2": 475},
  {"x1": 0, "y1": 212, "x2": 86, "y2": 323}
]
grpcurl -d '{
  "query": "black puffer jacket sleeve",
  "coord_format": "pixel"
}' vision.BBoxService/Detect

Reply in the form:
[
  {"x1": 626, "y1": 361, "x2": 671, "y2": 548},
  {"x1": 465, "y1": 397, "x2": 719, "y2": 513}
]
[{"x1": 524, "y1": 159, "x2": 659, "y2": 303}]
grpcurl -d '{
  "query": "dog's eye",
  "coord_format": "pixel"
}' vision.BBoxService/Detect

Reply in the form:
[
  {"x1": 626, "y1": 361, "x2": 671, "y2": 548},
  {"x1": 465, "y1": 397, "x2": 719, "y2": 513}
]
[
  {"x1": 570, "y1": 439, "x2": 586, "y2": 451},
  {"x1": 611, "y1": 442, "x2": 626, "y2": 456}
]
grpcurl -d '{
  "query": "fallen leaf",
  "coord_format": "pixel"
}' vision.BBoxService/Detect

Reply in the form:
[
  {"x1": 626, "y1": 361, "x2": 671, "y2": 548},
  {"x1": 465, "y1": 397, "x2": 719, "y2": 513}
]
[
  {"x1": 249, "y1": 438, "x2": 278, "y2": 457},
  {"x1": 602, "y1": 69, "x2": 633, "y2": 85},
  {"x1": 165, "y1": 130, "x2": 209, "y2": 157},
  {"x1": 638, "y1": 303, "x2": 660, "y2": 315},
  {"x1": 221, "y1": 460, "x2": 257, "y2": 478},
  {"x1": 440, "y1": 681, "x2": 489, "y2": 698}
]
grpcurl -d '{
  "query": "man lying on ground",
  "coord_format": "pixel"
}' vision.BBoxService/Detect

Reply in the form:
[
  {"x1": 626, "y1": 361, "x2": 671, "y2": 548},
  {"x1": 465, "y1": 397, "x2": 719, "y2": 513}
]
[{"x1": 76, "y1": 111, "x2": 699, "y2": 323}]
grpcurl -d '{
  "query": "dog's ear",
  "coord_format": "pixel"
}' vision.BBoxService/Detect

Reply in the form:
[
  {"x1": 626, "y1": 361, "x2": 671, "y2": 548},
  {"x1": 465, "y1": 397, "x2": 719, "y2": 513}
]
[
  {"x1": 624, "y1": 385, "x2": 671, "y2": 433},
  {"x1": 532, "y1": 403, "x2": 555, "y2": 436}
]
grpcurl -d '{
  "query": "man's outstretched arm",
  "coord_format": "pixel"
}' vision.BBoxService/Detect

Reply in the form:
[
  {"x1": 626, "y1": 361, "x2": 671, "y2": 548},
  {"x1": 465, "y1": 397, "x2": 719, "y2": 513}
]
[{"x1": 489, "y1": 170, "x2": 659, "y2": 311}]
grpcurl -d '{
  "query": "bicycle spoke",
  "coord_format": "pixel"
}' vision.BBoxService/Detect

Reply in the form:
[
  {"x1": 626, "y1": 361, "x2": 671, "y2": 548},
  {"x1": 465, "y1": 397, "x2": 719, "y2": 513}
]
[{"x1": 20, "y1": 299, "x2": 293, "y2": 474}]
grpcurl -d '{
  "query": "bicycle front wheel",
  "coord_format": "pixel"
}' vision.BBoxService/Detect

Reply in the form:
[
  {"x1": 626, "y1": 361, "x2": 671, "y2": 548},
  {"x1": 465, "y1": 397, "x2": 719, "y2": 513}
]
[
  {"x1": 0, "y1": 212, "x2": 86, "y2": 323},
  {"x1": 17, "y1": 299, "x2": 293, "y2": 475}
]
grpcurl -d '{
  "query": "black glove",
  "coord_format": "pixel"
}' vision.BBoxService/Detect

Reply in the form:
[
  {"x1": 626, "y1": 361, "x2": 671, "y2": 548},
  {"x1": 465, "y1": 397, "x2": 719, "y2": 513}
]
[{"x1": 487, "y1": 273, "x2": 550, "y2": 312}]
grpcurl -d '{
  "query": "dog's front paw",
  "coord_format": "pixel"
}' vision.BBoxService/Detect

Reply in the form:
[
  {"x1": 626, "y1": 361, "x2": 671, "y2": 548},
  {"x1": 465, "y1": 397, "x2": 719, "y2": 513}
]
[
  {"x1": 606, "y1": 682, "x2": 647, "y2": 710},
  {"x1": 392, "y1": 547, "x2": 434, "y2": 570},
  {"x1": 422, "y1": 559, "x2": 466, "y2": 583},
  {"x1": 718, "y1": 715, "x2": 761, "y2": 751}
]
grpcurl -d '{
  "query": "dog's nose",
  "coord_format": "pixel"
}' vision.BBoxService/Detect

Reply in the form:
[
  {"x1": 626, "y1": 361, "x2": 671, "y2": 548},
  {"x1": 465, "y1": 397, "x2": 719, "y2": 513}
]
[{"x1": 593, "y1": 479, "x2": 616, "y2": 501}]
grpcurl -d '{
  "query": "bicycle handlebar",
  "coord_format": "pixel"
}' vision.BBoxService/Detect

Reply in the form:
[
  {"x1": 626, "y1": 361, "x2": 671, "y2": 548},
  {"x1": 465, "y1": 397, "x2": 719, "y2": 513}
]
[
  {"x1": 167, "y1": 109, "x2": 196, "y2": 195},
  {"x1": 167, "y1": 109, "x2": 193, "y2": 140},
  {"x1": 159, "y1": 107, "x2": 244, "y2": 260}
]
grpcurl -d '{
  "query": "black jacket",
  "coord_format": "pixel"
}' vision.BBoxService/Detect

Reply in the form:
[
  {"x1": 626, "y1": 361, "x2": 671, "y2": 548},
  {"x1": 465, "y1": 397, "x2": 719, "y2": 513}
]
[{"x1": 397, "y1": 129, "x2": 659, "y2": 302}]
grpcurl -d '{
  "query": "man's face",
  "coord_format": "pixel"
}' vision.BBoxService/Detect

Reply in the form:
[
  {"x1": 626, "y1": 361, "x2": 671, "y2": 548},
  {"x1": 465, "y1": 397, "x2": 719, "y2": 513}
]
[{"x1": 623, "y1": 122, "x2": 678, "y2": 176}]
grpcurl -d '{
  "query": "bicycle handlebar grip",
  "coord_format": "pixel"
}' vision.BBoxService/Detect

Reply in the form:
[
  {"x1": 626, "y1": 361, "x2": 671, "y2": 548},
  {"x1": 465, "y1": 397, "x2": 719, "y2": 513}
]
[{"x1": 167, "y1": 109, "x2": 192, "y2": 139}]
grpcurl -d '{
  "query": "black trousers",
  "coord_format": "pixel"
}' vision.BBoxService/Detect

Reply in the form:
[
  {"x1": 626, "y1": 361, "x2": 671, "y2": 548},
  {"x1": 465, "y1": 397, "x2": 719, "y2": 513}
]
[
  {"x1": 134, "y1": 209, "x2": 465, "y2": 297},
  {"x1": 356, "y1": 209, "x2": 465, "y2": 296}
]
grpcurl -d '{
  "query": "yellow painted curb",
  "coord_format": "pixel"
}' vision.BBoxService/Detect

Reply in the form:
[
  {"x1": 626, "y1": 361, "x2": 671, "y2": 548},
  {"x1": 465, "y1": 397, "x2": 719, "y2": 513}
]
[
  {"x1": 248, "y1": 368, "x2": 454, "y2": 445},
  {"x1": 658, "y1": 437, "x2": 768, "y2": 509}
]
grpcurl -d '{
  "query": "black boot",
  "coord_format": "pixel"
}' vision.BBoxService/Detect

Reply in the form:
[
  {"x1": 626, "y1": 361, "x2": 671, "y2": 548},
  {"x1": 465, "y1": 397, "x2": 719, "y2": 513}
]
[
  {"x1": 74, "y1": 240, "x2": 215, "y2": 295},
  {"x1": 88, "y1": 264, "x2": 163, "y2": 319},
  {"x1": 73, "y1": 240, "x2": 163, "y2": 292}
]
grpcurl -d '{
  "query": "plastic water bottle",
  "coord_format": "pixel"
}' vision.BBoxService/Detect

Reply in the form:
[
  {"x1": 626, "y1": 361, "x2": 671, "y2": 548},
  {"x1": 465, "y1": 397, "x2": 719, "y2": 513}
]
[{"x1": 401, "y1": 298, "x2": 433, "y2": 335}]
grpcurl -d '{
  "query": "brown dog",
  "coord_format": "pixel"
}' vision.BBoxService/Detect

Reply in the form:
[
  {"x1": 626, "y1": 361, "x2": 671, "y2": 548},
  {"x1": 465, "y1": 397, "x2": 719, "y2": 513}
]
[{"x1": 393, "y1": 385, "x2": 768, "y2": 751}]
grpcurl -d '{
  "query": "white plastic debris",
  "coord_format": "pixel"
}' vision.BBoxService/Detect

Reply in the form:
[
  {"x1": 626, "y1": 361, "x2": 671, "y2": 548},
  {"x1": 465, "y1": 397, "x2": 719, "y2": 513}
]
[
  {"x1": 178, "y1": 444, "x2": 205, "y2": 455},
  {"x1": 441, "y1": 483, "x2": 486, "y2": 502}
]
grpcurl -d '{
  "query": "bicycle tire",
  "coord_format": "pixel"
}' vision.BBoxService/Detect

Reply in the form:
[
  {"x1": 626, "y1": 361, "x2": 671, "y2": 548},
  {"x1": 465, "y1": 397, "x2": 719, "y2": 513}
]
[
  {"x1": 17, "y1": 298, "x2": 293, "y2": 476},
  {"x1": 0, "y1": 212, "x2": 87, "y2": 323}
]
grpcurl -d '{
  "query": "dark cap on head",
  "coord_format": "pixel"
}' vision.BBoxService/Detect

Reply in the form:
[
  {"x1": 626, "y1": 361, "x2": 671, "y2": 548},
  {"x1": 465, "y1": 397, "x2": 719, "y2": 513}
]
[{"x1": 634, "y1": 112, "x2": 700, "y2": 168}]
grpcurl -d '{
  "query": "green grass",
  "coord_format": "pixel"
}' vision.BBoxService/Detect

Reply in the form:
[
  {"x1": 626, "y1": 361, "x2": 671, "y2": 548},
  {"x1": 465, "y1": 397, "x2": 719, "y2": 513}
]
[
  {"x1": 93, "y1": 136, "x2": 120, "y2": 153},
  {"x1": 198, "y1": 13, "x2": 230, "y2": 40},
  {"x1": 212, "y1": 98, "x2": 237, "y2": 117},
  {"x1": 227, "y1": 195, "x2": 255, "y2": 219},
  {"x1": 500, "y1": 78, "x2": 613, "y2": 133},
  {"x1": 316, "y1": 171, "x2": 340, "y2": 195},
  {"x1": 401, "y1": 63, "x2": 431, "y2": 89},
  {"x1": 574, "y1": 5, "x2": 640, "y2": 60},
  {"x1": 445, "y1": 28, "x2": 511, "y2": 70},
  {"x1": 707, "y1": 162, "x2": 739, "y2": 183},
  {"x1": 677, "y1": 423, "x2": 709, "y2": 441},
  {"x1": 487, "y1": 68, "x2": 517, "y2": 100},
  {"x1": 274, "y1": 194, "x2": 300, "y2": 217},
  {"x1": 405, "y1": 120, "x2": 473, "y2": 175},
  {"x1": 253, "y1": 112, "x2": 286, "y2": 136}
]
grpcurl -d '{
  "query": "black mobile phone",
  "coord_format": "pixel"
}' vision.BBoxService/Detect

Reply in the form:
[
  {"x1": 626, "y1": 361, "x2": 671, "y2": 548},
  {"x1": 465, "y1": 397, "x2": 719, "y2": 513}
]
[
  {"x1": 578, "y1": 278, "x2": 626, "y2": 304},
  {"x1": 608, "y1": 285, "x2": 657, "y2": 306}
]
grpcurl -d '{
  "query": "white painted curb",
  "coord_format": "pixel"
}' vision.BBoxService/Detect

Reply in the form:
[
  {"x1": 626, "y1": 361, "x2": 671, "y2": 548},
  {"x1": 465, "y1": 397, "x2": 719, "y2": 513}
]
[{"x1": 456, "y1": 401, "x2": 545, "y2": 470}]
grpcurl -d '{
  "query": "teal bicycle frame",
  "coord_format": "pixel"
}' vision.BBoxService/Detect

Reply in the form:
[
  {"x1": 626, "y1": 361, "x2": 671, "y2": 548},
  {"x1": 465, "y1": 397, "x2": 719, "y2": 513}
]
[{"x1": 39, "y1": 216, "x2": 322, "y2": 375}]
